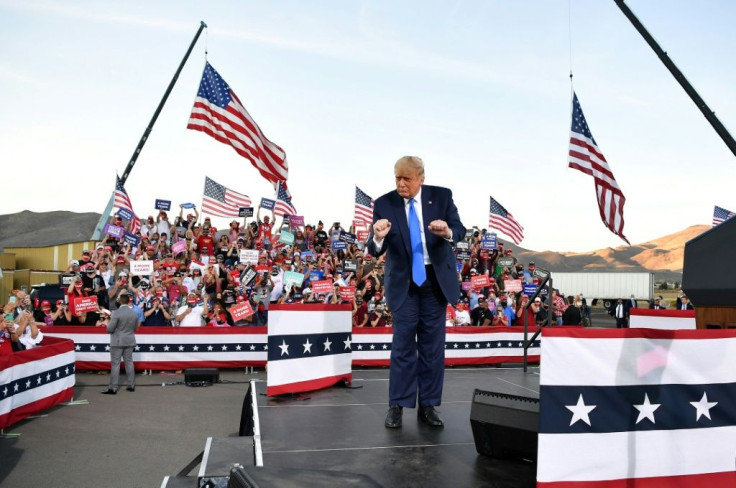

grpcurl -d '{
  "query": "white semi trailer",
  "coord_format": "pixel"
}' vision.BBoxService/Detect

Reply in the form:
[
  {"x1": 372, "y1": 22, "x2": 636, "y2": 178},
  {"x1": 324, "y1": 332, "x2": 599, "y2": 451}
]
[{"x1": 549, "y1": 272, "x2": 655, "y2": 309}]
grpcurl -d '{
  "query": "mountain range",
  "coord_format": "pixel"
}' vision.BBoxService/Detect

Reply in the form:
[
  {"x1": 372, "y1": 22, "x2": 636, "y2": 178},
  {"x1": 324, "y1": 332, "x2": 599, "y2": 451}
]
[{"x1": 0, "y1": 211, "x2": 706, "y2": 281}]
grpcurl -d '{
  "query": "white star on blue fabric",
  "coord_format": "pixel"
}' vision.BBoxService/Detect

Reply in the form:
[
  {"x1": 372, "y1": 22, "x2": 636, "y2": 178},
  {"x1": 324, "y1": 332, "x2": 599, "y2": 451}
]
[
  {"x1": 279, "y1": 340, "x2": 289, "y2": 356},
  {"x1": 690, "y1": 392, "x2": 718, "y2": 421},
  {"x1": 343, "y1": 337, "x2": 352, "y2": 350},
  {"x1": 565, "y1": 394, "x2": 596, "y2": 426},
  {"x1": 633, "y1": 393, "x2": 661, "y2": 424},
  {"x1": 323, "y1": 338, "x2": 332, "y2": 351},
  {"x1": 303, "y1": 339, "x2": 312, "y2": 354}
]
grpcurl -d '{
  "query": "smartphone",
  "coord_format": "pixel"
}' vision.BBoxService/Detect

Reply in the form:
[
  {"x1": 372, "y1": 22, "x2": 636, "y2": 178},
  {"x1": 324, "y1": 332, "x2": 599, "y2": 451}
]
[{"x1": 9, "y1": 296, "x2": 16, "y2": 304}]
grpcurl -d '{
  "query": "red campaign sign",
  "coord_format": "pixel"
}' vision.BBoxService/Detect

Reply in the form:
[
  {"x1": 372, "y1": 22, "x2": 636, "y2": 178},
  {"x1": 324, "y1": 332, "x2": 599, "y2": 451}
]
[
  {"x1": 311, "y1": 279, "x2": 334, "y2": 295},
  {"x1": 461, "y1": 281, "x2": 472, "y2": 291},
  {"x1": 254, "y1": 265, "x2": 270, "y2": 273},
  {"x1": 339, "y1": 286, "x2": 355, "y2": 301},
  {"x1": 471, "y1": 275, "x2": 491, "y2": 289},
  {"x1": 357, "y1": 230, "x2": 369, "y2": 241},
  {"x1": 74, "y1": 296, "x2": 98, "y2": 314},
  {"x1": 228, "y1": 302, "x2": 254, "y2": 322},
  {"x1": 445, "y1": 304, "x2": 455, "y2": 321},
  {"x1": 504, "y1": 279, "x2": 523, "y2": 292}
]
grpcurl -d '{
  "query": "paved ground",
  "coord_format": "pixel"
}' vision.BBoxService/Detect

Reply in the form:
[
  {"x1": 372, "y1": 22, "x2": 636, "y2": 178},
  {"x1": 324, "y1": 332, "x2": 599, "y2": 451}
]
[{"x1": 0, "y1": 314, "x2": 616, "y2": 488}]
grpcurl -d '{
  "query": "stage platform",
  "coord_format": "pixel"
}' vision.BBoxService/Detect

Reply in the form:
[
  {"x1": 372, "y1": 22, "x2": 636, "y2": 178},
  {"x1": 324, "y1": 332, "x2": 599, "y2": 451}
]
[{"x1": 182, "y1": 367, "x2": 539, "y2": 488}]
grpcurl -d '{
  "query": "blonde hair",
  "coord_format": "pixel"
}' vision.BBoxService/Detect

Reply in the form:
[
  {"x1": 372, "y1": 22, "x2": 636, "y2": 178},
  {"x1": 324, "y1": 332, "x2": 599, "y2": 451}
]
[{"x1": 394, "y1": 156, "x2": 425, "y2": 177}]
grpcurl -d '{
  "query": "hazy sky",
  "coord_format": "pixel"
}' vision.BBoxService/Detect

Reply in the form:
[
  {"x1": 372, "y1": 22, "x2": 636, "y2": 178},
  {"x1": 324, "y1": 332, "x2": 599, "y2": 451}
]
[{"x1": 1, "y1": 1, "x2": 734, "y2": 252}]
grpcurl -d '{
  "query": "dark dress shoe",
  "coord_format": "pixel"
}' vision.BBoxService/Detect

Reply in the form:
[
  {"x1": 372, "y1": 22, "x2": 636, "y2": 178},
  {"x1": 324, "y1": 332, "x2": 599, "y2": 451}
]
[
  {"x1": 126, "y1": 386, "x2": 135, "y2": 392},
  {"x1": 418, "y1": 406, "x2": 444, "y2": 427},
  {"x1": 101, "y1": 389, "x2": 117, "y2": 395},
  {"x1": 385, "y1": 405, "x2": 403, "y2": 428}
]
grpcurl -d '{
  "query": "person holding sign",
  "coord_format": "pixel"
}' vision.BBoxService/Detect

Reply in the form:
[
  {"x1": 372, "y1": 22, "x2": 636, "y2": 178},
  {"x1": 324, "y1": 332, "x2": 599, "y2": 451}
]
[{"x1": 367, "y1": 156, "x2": 466, "y2": 429}]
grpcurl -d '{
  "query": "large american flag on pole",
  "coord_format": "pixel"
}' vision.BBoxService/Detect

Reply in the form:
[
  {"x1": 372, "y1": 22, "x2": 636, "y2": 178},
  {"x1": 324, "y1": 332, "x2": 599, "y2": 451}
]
[
  {"x1": 113, "y1": 176, "x2": 141, "y2": 234},
  {"x1": 201, "y1": 176, "x2": 252, "y2": 218},
  {"x1": 538, "y1": 328, "x2": 736, "y2": 487},
  {"x1": 712, "y1": 205, "x2": 735, "y2": 227},
  {"x1": 273, "y1": 181, "x2": 296, "y2": 217},
  {"x1": 489, "y1": 196, "x2": 524, "y2": 245},
  {"x1": 568, "y1": 92, "x2": 630, "y2": 244},
  {"x1": 187, "y1": 62, "x2": 288, "y2": 185},
  {"x1": 354, "y1": 186, "x2": 374, "y2": 224}
]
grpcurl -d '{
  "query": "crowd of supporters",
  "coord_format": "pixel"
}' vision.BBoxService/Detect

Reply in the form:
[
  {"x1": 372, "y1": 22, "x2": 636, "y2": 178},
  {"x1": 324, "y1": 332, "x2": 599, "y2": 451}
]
[{"x1": 2, "y1": 207, "x2": 646, "y2": 353}]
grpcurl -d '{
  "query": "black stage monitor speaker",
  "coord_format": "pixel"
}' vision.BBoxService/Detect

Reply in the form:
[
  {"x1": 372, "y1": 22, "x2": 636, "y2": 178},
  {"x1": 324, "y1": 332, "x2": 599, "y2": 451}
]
[
  {"x1": 184, "y1": 368, "x2": 219, "y2": 386},
  {"x1": 470, "y1": 389, "x2": 539, "y2": 461}
]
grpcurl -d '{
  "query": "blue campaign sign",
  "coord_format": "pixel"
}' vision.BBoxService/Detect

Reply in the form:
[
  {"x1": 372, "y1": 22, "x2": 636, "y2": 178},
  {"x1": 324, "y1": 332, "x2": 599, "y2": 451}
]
[
  {"x1": 301, "y1": 250, "x2": 314, "y2": 261},
  {"x1": 260, "y1": 198, "x2": 275, "y2": 210},
  {"x1": 180, "y1": 202, "x2": 196, "y2": 209},
  {"x1": 155, "y1": 199, "x2": 171, "y2": 211},
  {"x1": 339, "y1": 231, "x2": 356, "y2": 244},
  {"x1": 124, "y1": 232, "x2": 140, "y2": 247},
  {"x1": 523, "y1": 283, "x2": 538, "y2": 297},
  {"x1": 456, "y1": 262, "x2": 463, "y2": 273},
  {"x1": 117, "y1": 208, "x2": 134, "y2": 221},
  {"x1": 239, "y1": 207, "x2": 254, "y2": 218},
  {"x1": 332, "y1": 240, "x2": 347, "y2": 251},
  {"x1": 481, "y1": 233, "x2": 497, "y2": 250}
]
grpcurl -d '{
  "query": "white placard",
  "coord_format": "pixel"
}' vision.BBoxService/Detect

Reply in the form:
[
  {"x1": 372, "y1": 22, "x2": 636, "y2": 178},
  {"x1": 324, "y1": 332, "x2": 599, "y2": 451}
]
[
  {"x1": 130, "y1": 260, "x2": 154, "y2": 276},
  {"x1": 239, "y1": 249, "x2": 260, "y2": 265}
]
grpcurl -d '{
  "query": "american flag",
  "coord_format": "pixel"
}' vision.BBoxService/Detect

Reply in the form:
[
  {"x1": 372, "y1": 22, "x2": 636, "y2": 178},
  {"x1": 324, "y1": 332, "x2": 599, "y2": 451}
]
[
  {"x1": 113, "y1": 176, "x2": 141, "y2": 234},
  {"x1": 538, "y1": 327, "x2": 736, "y2": 487},
  {"x1": 489, "y1": 196, "x2": 524, "y2": 245},
  {"x1": 202, "y1": 177, "x2": 252, "y2": 218},
  {"x1": 568, "y1": 92, "x2": 629, "y2": 244},
  {"x1": 354, "y1": 186, "x2": 374, "y2": 223},
  {"x1": 712, "y1": 205, "x2": 735, "y2": 226},
  {"x1": 274, "y1": 181, "x2": 296, "y2": 217},
  {"x1": 187, "y1": 62, "x2": 288, "y2": 185}
]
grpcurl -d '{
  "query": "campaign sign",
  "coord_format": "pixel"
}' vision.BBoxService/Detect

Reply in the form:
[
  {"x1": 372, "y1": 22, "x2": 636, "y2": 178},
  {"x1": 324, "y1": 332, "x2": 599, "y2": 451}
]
[
  {"x1": 533, "y1": 268, "x2": 550, "y2": 280},
  {"x1": 260, "y1": 198, "x2": 275, "y2": 210},
  {"x1": 289, "y1": 215, "x2": 304, "y2": 227},
  {"x1": 74, "y1": 296, "x2": 98, "y2": 315},
  {"x1": 284, "y1": 271, "x2": 305, "y2": 287},
  {"x1": 471, "y1": 275, "x2": 491, "y2": 289},
  {"x1": 343, "y1": 259, "x2": 358, "y2": 272},
  {"x1": 504, "y1": 279, "x2": 523, "y2": 292},
  {"x1": 308, "y1": 271, "x2": 322, "y2": 282},
  {"x1": 239, "y1": 207, "x2": 254, "y2": 218},
  {"x1": 279, "y1": 230, "x2": 295, "y2": 245},
  {"x1": 456, "y1": 251, "x2": 471, "y2": 261},
  {"x1": 497, "y1": 257, "x2": 515, "y2": 268},
  {"x1": 180, "y1": 202, "x2": 196, "y2": 209},
  {"x1": 104, "y1": 224, "x2": 125, "y2": 238},
  {"x1": 465, "y1": 229, "x2": 474, "y2": 239},
  {"x1": 461, "y1": 281, "x2": 472, "y2": 291},
  {"x1": 339, "y1": 231, "x2": 356, "y2": 244},
  {"x1": 240, "y1": 266, "x2": 258, "y2": 286},
  {"x1": 301, "y1": 250, "x2": 313, "y2": 261},
  {"x1": 117, "y1": 208, "x2": 134, "y2": 221},
  {"x1": 155, "y1": 199, "x2": 171, "y2": 211},
  {"x1": 229, "y1": 301, "x2": 254, "y2": 322},
  {"x1": 455, "y1": 241, "x2": 469, "y2": 251},
  {"x1": 357, "y1": 230, "x2": 369, "y2": 242},
  {"x1": 59, "y1": 273, "x2": 75, "y2": 287},
  {"x1": 332, "y1": 240, "x2": 347, "y2": 251},
  {"x1": 456, "y1": 262, "x2": 463, "y2": 273},
  {"x1": 481, "y1": 234, "x2": 497, "y2": 250},
  {"x1": 130, "y1": 260, "x2": 154, "y2": 276},
  {"x1": 171, "y1": 240, "x2": 187, "y2": 256},
  {"x1": 339, "y1": 286, "x2": 355, "y2": 301},
  {"x1": 239, "y1": 249, "x2": 259, "y2": 265},
  {"x1": 523, "y1": 283, "x2": 538, "y2": 297},
  {"x1": 123, "y1": 232, "x2": 140, "y2": 248},
  {"x1": 311, "y1": 280, "x2": 334, "y2": 295}
]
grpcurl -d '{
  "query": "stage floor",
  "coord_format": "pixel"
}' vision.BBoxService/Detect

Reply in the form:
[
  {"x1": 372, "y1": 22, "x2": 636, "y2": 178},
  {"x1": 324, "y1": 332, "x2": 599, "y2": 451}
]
[{"x1": 254, "y1": 366, "x2": 538, "y2": 488}]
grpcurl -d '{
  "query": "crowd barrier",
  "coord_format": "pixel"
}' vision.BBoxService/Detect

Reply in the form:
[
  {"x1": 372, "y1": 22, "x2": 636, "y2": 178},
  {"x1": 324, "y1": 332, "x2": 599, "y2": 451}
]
[
  {"x1": 629, "y1": 308, "x2": 696, "y2": 330},
  {"x1": 0, "y1": 336, "x2": 76, "y2": 429},
  {"x1": 40, "y1": 325, "x2": 541, "y2": 370}
]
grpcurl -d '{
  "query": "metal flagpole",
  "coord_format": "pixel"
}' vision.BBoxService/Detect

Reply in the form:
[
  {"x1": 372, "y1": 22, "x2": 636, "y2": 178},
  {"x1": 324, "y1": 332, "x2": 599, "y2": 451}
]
[{"x1": 92, "y1": 21, "x2": 208, "y2": 240}]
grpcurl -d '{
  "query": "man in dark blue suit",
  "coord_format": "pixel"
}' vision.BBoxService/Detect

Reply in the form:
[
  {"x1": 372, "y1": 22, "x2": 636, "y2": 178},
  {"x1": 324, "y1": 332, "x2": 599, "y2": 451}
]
[{"x1": 366, "y1": 156, "x2": 466, "y2": 429}]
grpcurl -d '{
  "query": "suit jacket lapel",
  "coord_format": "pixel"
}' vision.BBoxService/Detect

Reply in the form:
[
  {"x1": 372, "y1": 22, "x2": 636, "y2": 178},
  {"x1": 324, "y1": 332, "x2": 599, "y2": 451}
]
[{"x1": 391, "y1": 191, "x2": 411, "y2": 257}]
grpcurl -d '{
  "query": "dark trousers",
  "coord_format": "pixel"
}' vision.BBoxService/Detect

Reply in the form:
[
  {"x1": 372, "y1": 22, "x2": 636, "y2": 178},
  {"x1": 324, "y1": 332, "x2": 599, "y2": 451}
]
[
  {"x1": 389, "y1": 266, "x2": 446, "y2": 408},
  {"x1": 616, "y1": 317, "x2": 627, "y2": 328}
]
